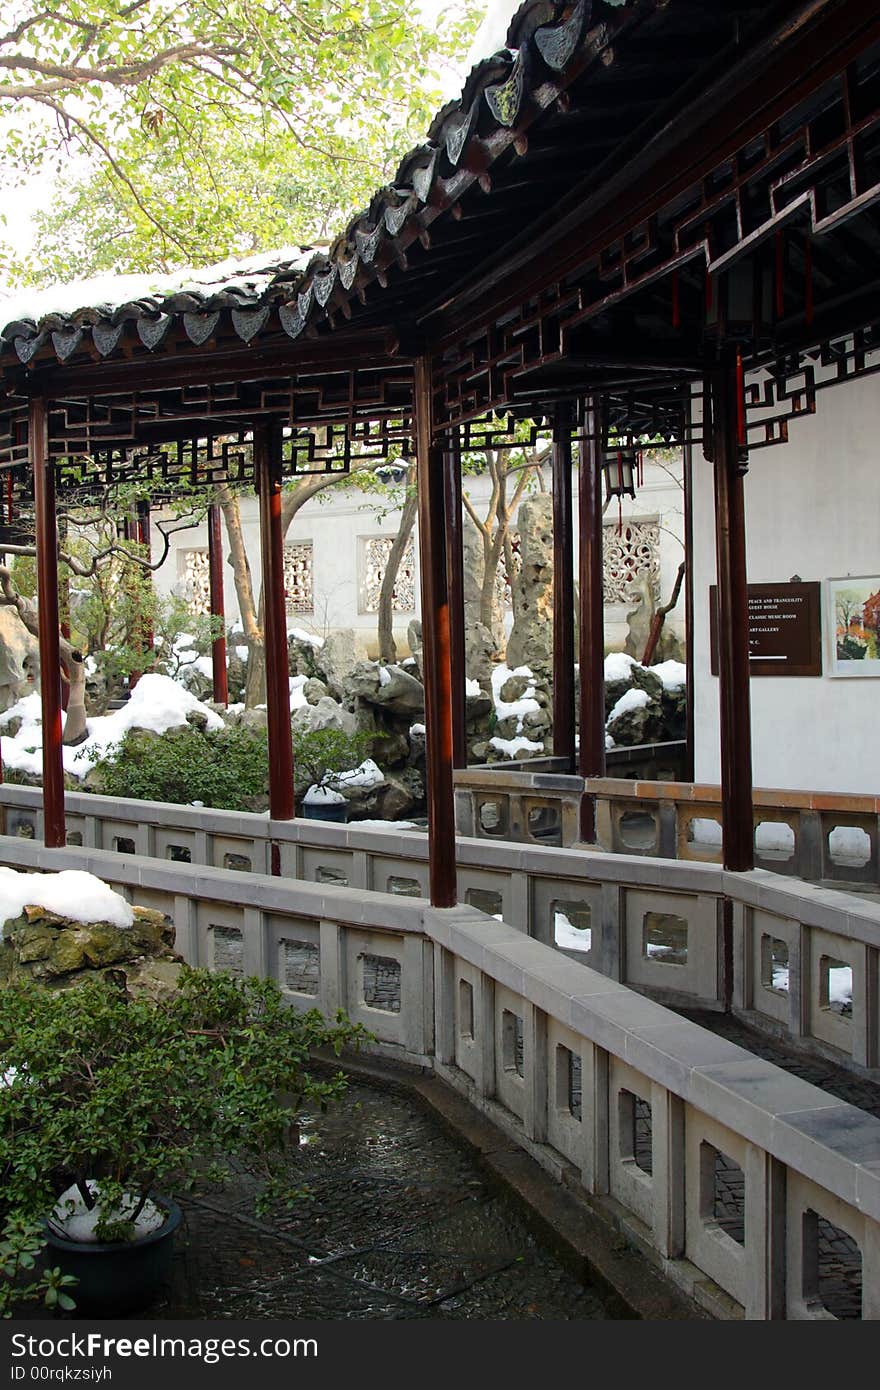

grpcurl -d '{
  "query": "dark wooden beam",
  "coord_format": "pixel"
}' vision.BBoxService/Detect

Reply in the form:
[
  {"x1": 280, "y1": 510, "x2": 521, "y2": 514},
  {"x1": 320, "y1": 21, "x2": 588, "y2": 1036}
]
[
  {"x1": 710, "y1": 350, "x2": 754, "y2": 872},
  {"x1": 552, "y1": 401, "x2": 576, "y2": 768},
  {"x1": 425, "y1": 2, "x2": 880, "y2": 348},
  {"x1": 443, "y1": 435, "x2": 467, "y2": 769},
  {"x1": 415, "y1": 356, "x2": 457, "y2": 907},
  {"x1": 255, "y1": 420, "x2": 294, "y2": 828},
  {"x1": 31, "y1": 395, "x2": 66, "y2": 848},
  {"x1": 20, "y1": 327, "x2": 404, "y2": 397},
  {"x1": 207, "y1": 502, "x2": 229, "y2": 707},
  {"x1": 577, "y1": 395, "x2": 606, "y2": 841}
]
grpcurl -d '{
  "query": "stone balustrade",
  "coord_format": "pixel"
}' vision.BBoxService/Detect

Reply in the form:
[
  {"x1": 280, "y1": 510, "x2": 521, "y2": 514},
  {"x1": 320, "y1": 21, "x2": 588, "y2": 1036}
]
[
  {"x1": 2, "y1": 832, "x2": 879, "y2": 1320},
  {"x1": 1, "y1": 783, "x2": 878, "y2": 1079},
  {"x1": 453, "y1": 763, "x2": 880, "y2": 896},
  {"x1": 454, "y1": 743, "x2": 687, "y2": 848},
  {"x1": 590, "y1": 779, "x2": 880, "y2": 888}
]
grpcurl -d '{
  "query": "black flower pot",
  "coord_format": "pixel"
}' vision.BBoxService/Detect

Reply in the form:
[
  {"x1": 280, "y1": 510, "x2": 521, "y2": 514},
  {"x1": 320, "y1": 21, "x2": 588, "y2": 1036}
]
[
  {"x1": 302, "y1": 801, "x2": 348, "y2": 823},
  {"x1": 44, "y1": 1200, "x2": 182, "y2": 1316}
]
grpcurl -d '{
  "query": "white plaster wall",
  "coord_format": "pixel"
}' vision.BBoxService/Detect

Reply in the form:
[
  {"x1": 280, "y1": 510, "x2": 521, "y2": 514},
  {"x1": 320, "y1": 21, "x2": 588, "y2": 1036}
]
[
  {"x1": 153, "y1": 485, "x2": 423, "y2": 659},
  {"x1": 152, "y1": 457, "x2": 686, "y2": 663},
  {"x1": 692, "y1": 374, "x2": 880, "y2": 794}
]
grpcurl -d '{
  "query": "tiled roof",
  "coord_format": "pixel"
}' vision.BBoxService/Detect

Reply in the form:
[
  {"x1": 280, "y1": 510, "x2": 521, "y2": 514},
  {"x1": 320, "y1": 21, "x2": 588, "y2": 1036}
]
[{"x1": 0, "y1": 0, "x2": 761, "y2": 367}]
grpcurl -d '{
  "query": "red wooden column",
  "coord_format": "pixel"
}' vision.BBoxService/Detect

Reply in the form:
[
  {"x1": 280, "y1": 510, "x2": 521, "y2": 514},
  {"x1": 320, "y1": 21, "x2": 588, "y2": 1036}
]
[
  {"x1": 57, "y1": 514, "x2": 70, "y2": 711},
  {"x1": 681, "y1": 387, "x2": 696, "y2": 784},
  {"x1": 442, "y1": 432, "x2": 467, "y2": 768},
  {"x1": 710, "y1": 351, "x2": 754, "y2": 872},
  {"x1": 31, "y1": 396, "x2": 66, "y2": 848},
  {"x1": 136, "y1": 498, "x2": 154, "y2": 665},
  {"x1": 414, "y1": 356, "x2": 457, "y2": 907},
  {"x1": 577, "y1": 396, "x2": 606, "y2": 841},
  {"x1": 207, "y1": 502, "x2": 229, "y2": 706},
  {"x1": 552, "y1": 401, "x2": 576, "y2": 767},
  {"x1": 254, "y1": 420, "x2": 294, "y2": 824}
]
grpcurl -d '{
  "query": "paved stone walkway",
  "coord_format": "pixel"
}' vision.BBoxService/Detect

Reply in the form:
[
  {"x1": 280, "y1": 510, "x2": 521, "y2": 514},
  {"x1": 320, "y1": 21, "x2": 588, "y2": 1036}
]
[{"x1": 154, "y1": 1080, "x2": 610, "y2": 1320}]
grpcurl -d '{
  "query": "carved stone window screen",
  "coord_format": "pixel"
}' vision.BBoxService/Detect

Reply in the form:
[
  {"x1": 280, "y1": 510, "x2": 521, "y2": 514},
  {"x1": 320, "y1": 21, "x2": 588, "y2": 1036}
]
[
  {"x1": 360, "y1": 535, "x2": 416, "y2": 614},
  {"x1": 603, "y1": 519, "x2": 660, "y2": 605},
  {"x1": 283, "y1": 541, "x2": 314, "y2": 614},
  {"x1": 182, "y1": 548, "x2": 210, "y2": 616}
]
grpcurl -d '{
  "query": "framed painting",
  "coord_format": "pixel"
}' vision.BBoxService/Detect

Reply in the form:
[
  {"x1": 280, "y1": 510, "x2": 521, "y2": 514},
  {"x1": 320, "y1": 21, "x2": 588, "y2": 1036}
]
[{"x1": 826, "y1": 576, "x2": 880, "y2": 676}]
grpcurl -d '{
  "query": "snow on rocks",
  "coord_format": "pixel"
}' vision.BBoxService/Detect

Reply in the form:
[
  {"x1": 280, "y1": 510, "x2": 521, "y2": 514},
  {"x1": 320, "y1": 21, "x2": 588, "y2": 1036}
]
[
  {"x1": 489, "y1": 734, "x2": 544, "y2": 758},
  {"x1": 648, "y1": 659, "x2": 686, "y2": 691},
  {"x1": 336, "y1": 758, "x2": 384, "y2": 790},
  {"x1": 604, "y1": 652, "x2": 638, "y2": 683},
  {"x1": 288, "y1": 626, "x2": 324, "y2": 649},
  {"x1": 607, "y1": 687, "x2": 650, "y2": 723},
  {"x1": 491, "y1": 663, "x2": 539, "y2": 727},
  {"x1": 289, "y1": 674, "x2": 308, "y2": 710},
  {"x1": 0, "y1": 674, "x2": 224, "y2": 780},
  {"x1": 0, "y1": 867, "x2": 134, "y2": 930}
]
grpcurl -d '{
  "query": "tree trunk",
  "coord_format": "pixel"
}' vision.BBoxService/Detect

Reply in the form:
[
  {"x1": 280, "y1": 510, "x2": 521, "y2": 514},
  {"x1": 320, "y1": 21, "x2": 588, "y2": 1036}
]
[
  {"x1": 219, "y1": 471, "x2": 371, "y2": 707},
  {"x1": 62, "y1": 650, "x2": 88, "y2": 745},
  {"x1": 216, "y1": 483, "x2": 265, "y2": 705},
  {"x1": 377, "y1": 471, "x2": 417, "y2": 662}
]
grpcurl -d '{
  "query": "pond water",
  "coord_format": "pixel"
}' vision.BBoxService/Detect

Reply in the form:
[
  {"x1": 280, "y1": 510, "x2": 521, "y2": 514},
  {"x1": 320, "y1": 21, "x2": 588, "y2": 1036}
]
[{"x1": 153, "y1": 1080, "x2": 612, "y2": 1320}]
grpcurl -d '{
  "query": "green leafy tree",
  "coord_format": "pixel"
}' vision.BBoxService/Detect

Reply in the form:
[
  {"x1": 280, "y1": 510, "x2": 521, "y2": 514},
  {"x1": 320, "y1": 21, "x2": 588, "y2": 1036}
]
[{"x1": 0, "y1": 1, "x2": 481, "y2": 282}]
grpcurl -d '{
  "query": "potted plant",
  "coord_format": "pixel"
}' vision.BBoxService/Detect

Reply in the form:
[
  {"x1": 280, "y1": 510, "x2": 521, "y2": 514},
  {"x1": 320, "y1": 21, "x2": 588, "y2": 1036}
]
[
  {"x1": 293, "y1": 727, "x2": 376, "y2": 823},
  {"x1": 0, "y1": 968, "x2": 365, "y2": 1315}
]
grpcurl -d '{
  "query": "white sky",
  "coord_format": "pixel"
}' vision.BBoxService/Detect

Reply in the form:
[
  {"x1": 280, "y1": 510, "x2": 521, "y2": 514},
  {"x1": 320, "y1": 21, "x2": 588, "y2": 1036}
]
[{"x1": 0, "y1": 1, "x2": 518, "y2": 289}]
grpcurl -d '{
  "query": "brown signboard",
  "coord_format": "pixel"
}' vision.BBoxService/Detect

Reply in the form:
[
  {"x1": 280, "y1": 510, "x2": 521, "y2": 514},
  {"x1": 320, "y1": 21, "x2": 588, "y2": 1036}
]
[{"x1": 710, "y1": 581, "x2": 822, "y2": 677}]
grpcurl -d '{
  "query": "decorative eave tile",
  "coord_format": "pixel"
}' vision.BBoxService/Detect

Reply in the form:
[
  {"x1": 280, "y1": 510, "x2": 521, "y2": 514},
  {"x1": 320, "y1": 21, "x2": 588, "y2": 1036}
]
[
  {"x1": 183, "y1": 311, "x2": 220, "y2": 346},
  {"x1": 338, "y1": 255, "x2": 360, "y2": 290},
  {"x1": 93, "y1": 321, "x2": 126, "y2": 357},
  {"x1": 313, "y1": 265, "x2": 338, "y2": 307},
  {"x1": 355, "y1": 223, "x2": 384, "y2": 264},
  {"x1": 51, "y1": 327, "x2": 83, "y2": 362},
  {"x1": 485, "y1": 50, "x2": 526, "y2": 128},
  {"x1": 13, "y1": 333, "x2": 44, "y2": 364},
  {"x1": 232, "y1": 306, "x2": 270, "y2": 343},
  {"x1": 137, "y1": 314, "x2": 173, "y2": 350}
]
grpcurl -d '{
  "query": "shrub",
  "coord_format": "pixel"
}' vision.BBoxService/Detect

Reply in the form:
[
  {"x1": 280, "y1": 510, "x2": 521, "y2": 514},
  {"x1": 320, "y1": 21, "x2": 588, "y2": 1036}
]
[
  {"x1": 292, "y1": 726, "x2": 375, "y2": 800},
  {"x1": 87, "y1": 725, "x2": 269, "y2": 810},
  {"x1": 0, "y1": 969, "x2": 366, "y2": 1246},
  {"x1": 88, "y1": 723, "x2": 378, "y2": 813}
]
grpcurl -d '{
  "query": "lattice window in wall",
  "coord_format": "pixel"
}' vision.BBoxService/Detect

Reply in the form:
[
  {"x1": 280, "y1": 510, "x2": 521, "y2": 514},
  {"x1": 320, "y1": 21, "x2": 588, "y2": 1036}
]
[
  {"x1": 603, "y1": 520, "x2": 661, "y2": 605},
  {"x1": 360, "y1": 535, "x2": 416, "y2": 613},
  {"x1": 181, "y1": 549, "x2": 210, "y2": 616},
  {"x1": 283, "y1": 542, "x2": 314, "y2": 614}
]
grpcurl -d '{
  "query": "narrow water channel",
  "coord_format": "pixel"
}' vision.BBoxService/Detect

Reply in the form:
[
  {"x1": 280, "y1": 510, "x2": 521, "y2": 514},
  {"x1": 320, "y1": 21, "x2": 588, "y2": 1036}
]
[{"x1": 156, "y1": 1080, "x2": 612, "y2": 1320}]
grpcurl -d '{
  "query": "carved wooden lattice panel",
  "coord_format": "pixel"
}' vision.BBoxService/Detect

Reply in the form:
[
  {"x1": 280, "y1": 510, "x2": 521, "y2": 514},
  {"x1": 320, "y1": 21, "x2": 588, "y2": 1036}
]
[
  {"x1": 603, "y1": 521, "x2": 660, "y2": 605},
  {"x1": 182, "y1": 549, "x2": 210, "y2": 616},
  {"x1": 361, "y1": 536, "x2": 415, "y2": 613},
  {"x1": 283, "y1": 542, "x2": 313, "y2": 614}
]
